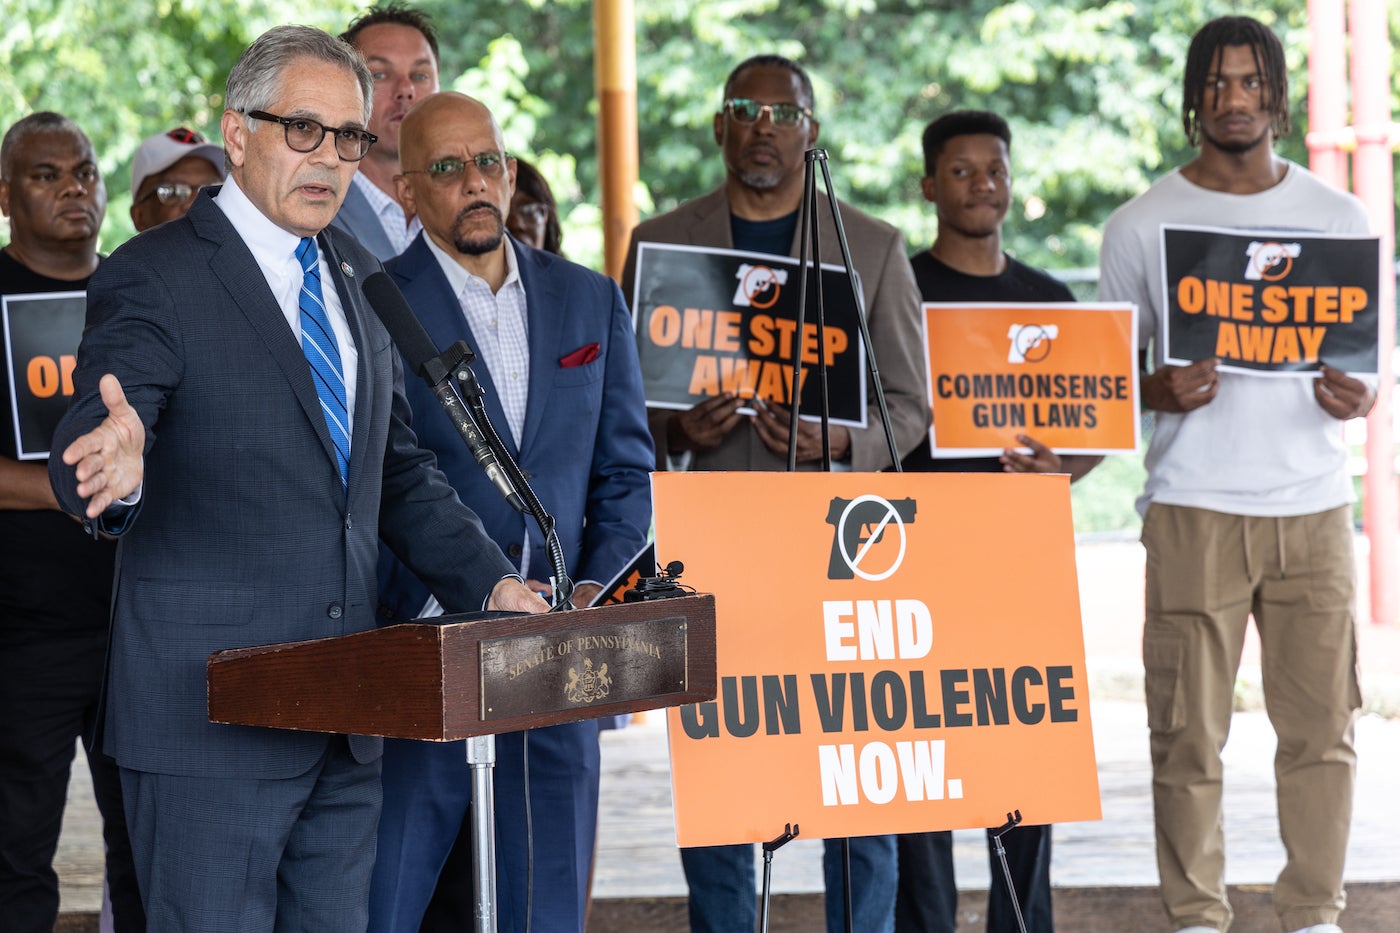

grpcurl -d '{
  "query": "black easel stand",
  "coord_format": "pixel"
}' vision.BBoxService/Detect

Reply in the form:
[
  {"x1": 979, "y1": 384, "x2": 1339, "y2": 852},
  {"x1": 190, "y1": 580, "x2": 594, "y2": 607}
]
[
  {"x1": 786, "y1": 148, "x2": 904, "y2": 475},
  {"x1": 757, "y1": 823, "x2": 800, "y2": 933},
  {"x1": 990, "y1": 810, "x2": 1030, "y2": 933},
  {"x1": 780, "y1": 148, "x2": 907, "y2": 933}
]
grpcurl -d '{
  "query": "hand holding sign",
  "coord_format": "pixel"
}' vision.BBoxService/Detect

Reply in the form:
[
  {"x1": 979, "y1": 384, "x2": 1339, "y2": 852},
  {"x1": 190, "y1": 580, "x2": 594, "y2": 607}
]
[
  {"x1": 1141, "y1": 358, "x2": 1219, "y2": 413},
  {"x1": 666, "y1": 393, "x2": 745, "y2": 454},
  {"x1": 61, "y1": 374, "x2": 145, "y2": 519},
  {"x1": 752, "y1": 398, "x2": 851, "y2": 463},
  {"x1": 1313, "y1": 365, "x2": 1377, "y2": 421},
  {"x1": 999, "y1": 434, "x2": 1063, "y2": 474}
]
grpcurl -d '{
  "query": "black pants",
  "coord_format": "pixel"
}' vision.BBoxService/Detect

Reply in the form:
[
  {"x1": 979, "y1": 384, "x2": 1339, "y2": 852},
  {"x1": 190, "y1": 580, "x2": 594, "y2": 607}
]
[
  {"x1": 0, "y1": 631, "x2": 144, "y2": 931},
  {"x1": 895, "y1": 826, "x2": 1053, "y2": 933}
]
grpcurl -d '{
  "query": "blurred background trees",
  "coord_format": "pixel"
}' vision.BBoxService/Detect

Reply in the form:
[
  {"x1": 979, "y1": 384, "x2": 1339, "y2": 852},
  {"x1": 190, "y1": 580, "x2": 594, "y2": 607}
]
[
  {"x1": 5, "y1": 0, "x2": 1396, "y2": 268},
  {"x1": 3, "y1": 0, "x2": 1396, "y2": 531}
]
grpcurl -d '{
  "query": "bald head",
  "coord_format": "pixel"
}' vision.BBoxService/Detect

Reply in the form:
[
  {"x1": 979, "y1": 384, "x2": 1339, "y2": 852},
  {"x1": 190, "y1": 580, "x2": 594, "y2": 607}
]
[{"x1": 398, "y1": 92, "x2": 502, "y2": 172}]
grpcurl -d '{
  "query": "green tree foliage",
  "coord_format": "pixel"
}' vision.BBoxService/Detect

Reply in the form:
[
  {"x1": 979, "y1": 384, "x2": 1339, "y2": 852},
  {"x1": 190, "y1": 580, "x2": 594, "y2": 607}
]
[
  {"x1": 3, "y1": 0, "x2": 1396, "y2": 273},
  {"x1": 425, "y1": 0, "x2": 1398, "y2": 271},
  {"x1": 0, "y1": 0, "x2": 360, "y2": 249}
]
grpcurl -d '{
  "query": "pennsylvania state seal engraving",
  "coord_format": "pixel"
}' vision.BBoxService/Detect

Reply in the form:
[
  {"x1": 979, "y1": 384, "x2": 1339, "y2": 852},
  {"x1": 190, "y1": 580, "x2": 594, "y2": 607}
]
[{"x1": 565, "y1": 657, "x2": 612, "y2": 704}]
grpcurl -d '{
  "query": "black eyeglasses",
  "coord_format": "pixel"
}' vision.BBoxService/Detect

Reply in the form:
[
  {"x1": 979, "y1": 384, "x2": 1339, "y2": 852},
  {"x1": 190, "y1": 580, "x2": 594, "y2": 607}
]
[
  {"x1": 722, "y1": 98, "x2": 812, "y2": 127},
  {"x1": 245, "y1": 110, "x2": 377, "y2": 162},
  {"x1": 402, "y1": 152, "x2": 510, "y2": 184},
  {"x1": 135, "y1": 183, "x2": 202, "y2": 206}
]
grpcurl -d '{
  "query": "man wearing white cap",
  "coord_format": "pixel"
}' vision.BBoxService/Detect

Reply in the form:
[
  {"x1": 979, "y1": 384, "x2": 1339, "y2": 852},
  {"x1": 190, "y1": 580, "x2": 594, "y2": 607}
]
[{"x1": 129, "y1": 126, "x2": 224, "y2": 232}]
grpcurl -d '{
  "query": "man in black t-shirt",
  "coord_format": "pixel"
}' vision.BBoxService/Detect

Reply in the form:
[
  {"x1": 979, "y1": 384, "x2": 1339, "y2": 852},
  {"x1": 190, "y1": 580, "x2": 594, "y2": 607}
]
[
  {"x1": 895, "y1": 111, "x2": 1099, "y2": 933},
  {"x1": 0, "y1": 111, "x2": 143, "y2": 931}
]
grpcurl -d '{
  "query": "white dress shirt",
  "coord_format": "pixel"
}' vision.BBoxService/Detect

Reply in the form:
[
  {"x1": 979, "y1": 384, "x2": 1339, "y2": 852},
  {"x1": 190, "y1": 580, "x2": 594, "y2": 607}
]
[{"x1": 214, "y1": 177, "x2": 359, "y2": 431}]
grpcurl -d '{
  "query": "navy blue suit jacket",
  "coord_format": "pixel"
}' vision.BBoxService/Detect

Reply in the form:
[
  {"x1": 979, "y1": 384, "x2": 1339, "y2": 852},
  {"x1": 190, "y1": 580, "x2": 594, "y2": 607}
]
[
  {"x1": 376, "y1": 234, "x2": 652, "y2": 620},
  {"x1": 50, "y1": 189, "x2": 515, "y2": 779}
]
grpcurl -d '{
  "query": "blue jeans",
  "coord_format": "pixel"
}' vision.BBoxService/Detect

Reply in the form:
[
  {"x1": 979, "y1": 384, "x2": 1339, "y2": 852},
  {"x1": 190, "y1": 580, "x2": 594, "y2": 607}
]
[{"x1": 680, "y1": 835, "x2": 897, "y2": 933}]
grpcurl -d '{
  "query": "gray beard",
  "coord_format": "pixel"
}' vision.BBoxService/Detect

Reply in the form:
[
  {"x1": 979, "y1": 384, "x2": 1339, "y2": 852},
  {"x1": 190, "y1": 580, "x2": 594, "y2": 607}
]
[
  {"x1": 737, "y1": 166, "x2": 783, "y2": 191},
  {"x1": 451, "y1": 203, "x2": 505, "y2": 256},
  {"x1": 454, "y1": 228, "x2": 504, "y2": 256}
]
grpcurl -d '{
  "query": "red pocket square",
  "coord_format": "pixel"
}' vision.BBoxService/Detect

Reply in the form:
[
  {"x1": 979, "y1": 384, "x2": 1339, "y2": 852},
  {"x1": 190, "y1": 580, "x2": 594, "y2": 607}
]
[{"x1": 560, "y1": 343, "x2": 600, "y2": 368}]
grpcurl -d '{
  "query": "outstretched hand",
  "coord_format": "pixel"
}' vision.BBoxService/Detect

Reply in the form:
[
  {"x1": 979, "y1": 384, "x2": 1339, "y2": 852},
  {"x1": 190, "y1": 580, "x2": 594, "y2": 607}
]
[{"x1": 61, "y1": 374, "x2": 145, "y2": 519}]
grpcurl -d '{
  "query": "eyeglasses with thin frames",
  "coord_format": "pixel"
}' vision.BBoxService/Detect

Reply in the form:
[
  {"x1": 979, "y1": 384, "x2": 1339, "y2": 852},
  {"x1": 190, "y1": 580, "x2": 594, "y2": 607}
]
[
  {"x1": 135, "y1": 183, "x2": 202, "y2": 206},
  {"x1": 401, "y1": 152, "x2": 511, "y2": 184},
  {"x1": 722, "y1": 98, "x2": 812, "y2": 127},
  {"x1": 512, "y1": 201, "x2": 550, "y2": 222},
  {"x1": 245, "y1": 110, "x2": 377, "y2": 162}
]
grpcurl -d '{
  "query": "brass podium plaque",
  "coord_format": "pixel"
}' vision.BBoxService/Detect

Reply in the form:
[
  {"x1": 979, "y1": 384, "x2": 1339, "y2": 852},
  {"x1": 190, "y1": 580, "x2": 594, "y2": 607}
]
[{"x1": 480, "y1": 616, "x2": 689, "y2": 721}]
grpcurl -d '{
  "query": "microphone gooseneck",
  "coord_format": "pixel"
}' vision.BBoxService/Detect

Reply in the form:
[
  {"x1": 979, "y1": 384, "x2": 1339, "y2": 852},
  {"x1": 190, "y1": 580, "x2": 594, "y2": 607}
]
[{"x1": 362, "y1": 272, "x2": 526, "y2": 512}]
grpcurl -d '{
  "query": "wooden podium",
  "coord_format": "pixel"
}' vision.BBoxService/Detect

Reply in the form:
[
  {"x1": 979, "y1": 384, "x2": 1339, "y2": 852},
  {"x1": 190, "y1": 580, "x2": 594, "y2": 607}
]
[
  {"x1": 207, "y1": 594, "x2": 715, "y2": 933},
  {"x1": 207, "y1": 594, "x2": 716, "y2": 740}
]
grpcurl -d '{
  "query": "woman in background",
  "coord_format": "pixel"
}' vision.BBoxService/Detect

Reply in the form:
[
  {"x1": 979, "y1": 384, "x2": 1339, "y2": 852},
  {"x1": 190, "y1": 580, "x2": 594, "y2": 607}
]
[{"x1": 507, "y1": 157, "x2": 564, "y2": 256}]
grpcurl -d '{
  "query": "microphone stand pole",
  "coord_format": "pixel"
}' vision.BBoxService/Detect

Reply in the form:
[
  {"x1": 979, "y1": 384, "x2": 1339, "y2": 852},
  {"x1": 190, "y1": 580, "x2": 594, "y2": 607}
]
[
  {"x1": 785, "y1": 148, "x2": 905, "y2": 933},
  {"x1": 427, "y1": 342, "x2": 576, "y2": 933}
]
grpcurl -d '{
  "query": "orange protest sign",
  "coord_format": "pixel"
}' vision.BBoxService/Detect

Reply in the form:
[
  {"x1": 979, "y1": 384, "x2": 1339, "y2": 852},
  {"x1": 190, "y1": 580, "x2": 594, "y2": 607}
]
[
  {"x1": 656, "y1": 472, "x2": 1100, "y2": 847},
  {"x1": 921, "y1": 303, "x2": 1139, "y2": 455}
]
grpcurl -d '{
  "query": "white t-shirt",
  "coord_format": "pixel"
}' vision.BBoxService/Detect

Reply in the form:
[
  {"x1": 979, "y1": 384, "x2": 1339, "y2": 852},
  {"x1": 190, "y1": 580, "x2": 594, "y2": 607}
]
[{"x1": 1098, "y1": 163, "x2": 1371, "y2": 518}]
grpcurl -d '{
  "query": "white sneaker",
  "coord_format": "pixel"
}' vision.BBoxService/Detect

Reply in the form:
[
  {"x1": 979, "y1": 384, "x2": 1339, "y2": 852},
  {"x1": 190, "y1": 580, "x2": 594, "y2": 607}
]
[{"x1": 1287, "y1": 925, "x2": 1342, "y2": 933}]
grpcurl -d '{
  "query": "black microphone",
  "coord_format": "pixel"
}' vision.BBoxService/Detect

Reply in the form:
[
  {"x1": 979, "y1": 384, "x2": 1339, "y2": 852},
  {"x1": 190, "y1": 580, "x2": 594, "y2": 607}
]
[{"x1": 363, "y1": 271, "x2": 526, "y2": 513}]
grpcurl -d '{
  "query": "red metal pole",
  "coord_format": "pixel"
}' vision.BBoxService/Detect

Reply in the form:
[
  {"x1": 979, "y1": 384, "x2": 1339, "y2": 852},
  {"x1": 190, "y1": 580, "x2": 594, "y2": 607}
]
[
  {"x1": 1306, "y1": 0, "x2": 1349, "y2": 187},
  {"x1": 1349, "y1": 0, "x2": 1398, "y2": 626}
]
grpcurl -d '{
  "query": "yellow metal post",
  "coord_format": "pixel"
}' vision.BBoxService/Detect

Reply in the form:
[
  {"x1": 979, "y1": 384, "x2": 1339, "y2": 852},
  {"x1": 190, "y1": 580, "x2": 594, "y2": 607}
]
[{"x1": 594, "y1": 0, "x2": 640, "y2": 283}]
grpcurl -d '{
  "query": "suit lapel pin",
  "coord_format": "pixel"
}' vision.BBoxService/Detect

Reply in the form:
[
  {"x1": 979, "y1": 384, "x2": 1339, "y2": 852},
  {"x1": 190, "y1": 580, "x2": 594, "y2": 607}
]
[{"x1": 341, "y1": 261, "x2": 354, "y2": 277}]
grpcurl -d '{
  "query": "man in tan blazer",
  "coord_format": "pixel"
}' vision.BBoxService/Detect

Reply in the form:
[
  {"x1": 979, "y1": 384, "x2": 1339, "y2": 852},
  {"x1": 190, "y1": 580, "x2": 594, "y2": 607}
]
[
  {"x1": 619, "y1": 53, "x2": 928, "y2": 933},
  {"x1": 620, "y1": 54, "x2": 928, "y2": 478}
]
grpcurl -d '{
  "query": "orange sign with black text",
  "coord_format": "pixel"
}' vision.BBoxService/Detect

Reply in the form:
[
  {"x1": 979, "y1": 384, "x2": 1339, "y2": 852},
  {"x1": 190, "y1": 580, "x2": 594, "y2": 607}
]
[
  {"x1": 922, "y1": 303, "x2": 1139, "y2": 456},
  {"x1": 656, "y1": 472, "x2": 1101, "y2": 847}
]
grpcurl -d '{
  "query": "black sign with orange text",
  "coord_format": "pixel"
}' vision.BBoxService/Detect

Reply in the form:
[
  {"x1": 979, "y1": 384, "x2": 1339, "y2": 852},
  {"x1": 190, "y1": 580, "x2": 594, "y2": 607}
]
[
  {"x1": 1161, "y1": 225, "x2": 1380, "y2": 375},
  {"x1": 2, "y1": 291, "x2": 86, "y2": 460},
  {"x1": 631, "y1": 243, "x2": 868, "y2": 426}
]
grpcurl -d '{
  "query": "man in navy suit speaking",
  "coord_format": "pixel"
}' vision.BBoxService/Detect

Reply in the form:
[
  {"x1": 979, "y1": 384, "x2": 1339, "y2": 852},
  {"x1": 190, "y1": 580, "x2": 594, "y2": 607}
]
[
  {"x1": 368, "y1": 91, "x2": 653, "y2": 933},
  {"x1": 49, "y1": 26, "x2": 547, "y2": 932}
]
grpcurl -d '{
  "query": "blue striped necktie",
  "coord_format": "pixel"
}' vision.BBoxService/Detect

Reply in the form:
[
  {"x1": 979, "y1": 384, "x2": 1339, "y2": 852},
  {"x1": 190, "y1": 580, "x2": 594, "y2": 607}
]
[{"x1": 296, "y1": 237, "x2": 350, "y2": 490}]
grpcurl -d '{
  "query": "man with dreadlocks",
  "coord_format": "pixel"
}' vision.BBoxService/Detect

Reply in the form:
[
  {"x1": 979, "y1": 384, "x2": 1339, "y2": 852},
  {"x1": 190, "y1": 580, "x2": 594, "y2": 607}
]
[{"x1": 1098, "y1": 15, "x2": 1373, "y2": 933}]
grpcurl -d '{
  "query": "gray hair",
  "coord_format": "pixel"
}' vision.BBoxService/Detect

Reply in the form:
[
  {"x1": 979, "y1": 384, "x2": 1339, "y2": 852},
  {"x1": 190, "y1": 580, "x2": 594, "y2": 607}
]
[
  {"x1": 226, "y1": 25, "x2": 373, "y2": 128},
  {"x1": 1, "y1": 111, "x2": 88, "y2": 181}
]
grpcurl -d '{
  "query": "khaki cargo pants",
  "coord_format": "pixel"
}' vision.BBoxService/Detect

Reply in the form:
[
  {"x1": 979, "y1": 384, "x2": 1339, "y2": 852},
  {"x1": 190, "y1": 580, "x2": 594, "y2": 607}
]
[{"x1": 1141, "y1": 503, "x2": 1362, "y2": 932}]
